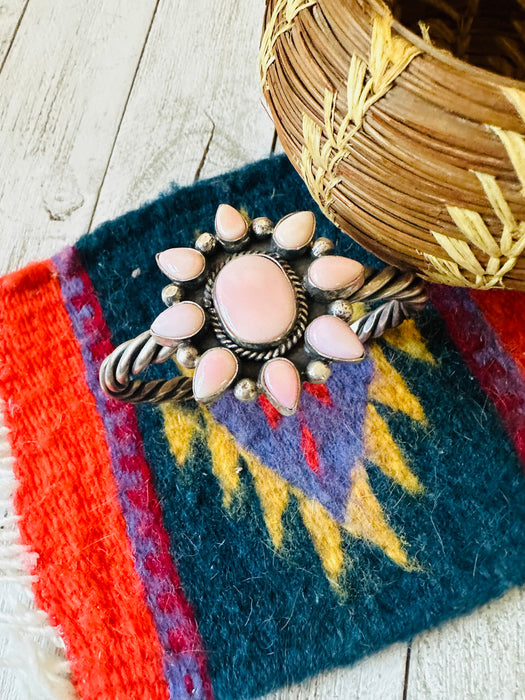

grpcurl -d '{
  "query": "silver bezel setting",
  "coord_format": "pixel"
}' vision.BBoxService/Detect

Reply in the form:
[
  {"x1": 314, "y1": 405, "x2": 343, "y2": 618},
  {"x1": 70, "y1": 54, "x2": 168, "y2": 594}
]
[
  {"x1": 258, "y1": 360, "x2": 301, "y2": 417},
  {"x1": 203, "y1": 252, "x2": 309, "y2": 361},
  {"x1": 150, "y1": 300, "x2": 207, "y2": 348},
  {"x1": 100, "y1": 206, "x2": 427, "y2": 416},
  {"x1": 303, "y1": 269, "x2": 366, "y2": 302},
  {"x1": 193, "y1": 347, "x2": 239, "y2": 404},
  {"x1": 216, "y1": 231, "x2": 251, "y2": 253},
  {"x1": 155, "y1": 250, "x2": 207, "y2": 289},
  {"x1": 271, "y1": 211, "x2": 315, "y2": 260},
  {"x1": 304, "y1": 326, "x2": 366, "y2": 363}
]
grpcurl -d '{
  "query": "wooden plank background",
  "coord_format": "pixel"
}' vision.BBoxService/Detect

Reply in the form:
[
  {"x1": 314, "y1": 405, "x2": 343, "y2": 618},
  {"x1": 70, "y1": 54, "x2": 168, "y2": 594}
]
[{"x1": 0, "y1": 1, "x2": 523, "y2": 698}]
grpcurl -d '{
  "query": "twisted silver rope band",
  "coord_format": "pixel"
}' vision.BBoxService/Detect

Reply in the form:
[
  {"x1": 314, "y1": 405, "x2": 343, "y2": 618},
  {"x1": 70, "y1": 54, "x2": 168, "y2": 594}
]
[
  {"x1": 99, "y1": 332, "x2": 193, "y2": 403},
  {"x1": 100, "y1": 266, "x2": 427, "y2": 404},
  {"x1": 349, "y1": 267, "x2": 427, "y2": 343}
]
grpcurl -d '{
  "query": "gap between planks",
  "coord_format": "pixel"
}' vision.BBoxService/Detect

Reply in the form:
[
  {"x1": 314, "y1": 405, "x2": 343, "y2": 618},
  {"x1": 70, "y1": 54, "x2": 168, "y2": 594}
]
[
  {"x1": 86, "y1": 0, "x2": 163, "y2": 233},
  {"x1": 0, "y1": 0, "x2": 29, "y2": 74}
]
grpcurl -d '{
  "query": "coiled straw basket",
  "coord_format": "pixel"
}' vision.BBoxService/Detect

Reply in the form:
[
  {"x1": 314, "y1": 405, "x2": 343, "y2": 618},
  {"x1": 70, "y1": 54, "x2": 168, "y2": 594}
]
[{"x1": 260, "y1": 0, "x2": 525, "y2": 290}]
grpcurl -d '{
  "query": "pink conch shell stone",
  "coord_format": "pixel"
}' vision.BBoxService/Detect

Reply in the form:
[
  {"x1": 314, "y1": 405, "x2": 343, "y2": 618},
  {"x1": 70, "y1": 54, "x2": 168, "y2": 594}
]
[
  {"x1": 193, "y1": 347, "x2": 238, "y2": 403},
  {"x1": 150, "y1": 301, "x2": 205, "y2": 347},
  {"x1": 215, "y1": 204, "x2": 247, "y2": 242},
  {"x1": 307, "y1": 256, "x2": 364, "y2": 292},
  {"x1": 213, "y1": 255, "x2": 296, "y2": 346},
  {"x1": 261, "y1": 358, "x2": 301, "y2": 414},
  {"x1": 273, "y1": 211, "x2": 315, "y2": 250},
  {"x1": 156, "y1": 247, "x2": 205, "y2": 282},
  {"x1": 306, "y1": 315, "x2": 364, "y2": 361}
]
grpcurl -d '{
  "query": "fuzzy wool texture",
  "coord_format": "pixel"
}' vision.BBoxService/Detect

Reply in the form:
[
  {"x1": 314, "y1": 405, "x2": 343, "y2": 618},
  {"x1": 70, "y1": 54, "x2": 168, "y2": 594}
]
[
  {"x1": 0, "y1": 263, "x2": 171, "y2": 700},
  {"x1": 75, "y1": 156, "x2": 525, "y2": 699},
  {"x1": 211, "y1": 360, "x2": 374, "y2": 523},
  {"x1": 52, "y1": 246, "x2": 213, "y2": 700},
  {"x1": 1, "y1": 155, "x2": 525, "y2": 700},
  {"x1": 0, "y1": 421, "x2": 75, "y2": 700}
]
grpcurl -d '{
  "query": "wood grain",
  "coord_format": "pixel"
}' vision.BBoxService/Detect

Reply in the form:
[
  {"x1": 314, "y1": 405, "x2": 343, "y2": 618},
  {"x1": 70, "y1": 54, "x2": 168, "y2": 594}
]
[
  {"x1": 0, "y1": 0, "x2": 27, "y2": 68},
  {"x1": 0, "y1": 0, "x2": 158, "y2": 274},
  {"x1": 264, "y1": 645, "x2": 408, "y2": 700},
  {"x1": 408, "y1": 587, "x2": 525, "y2": 699},
  {"x1": 90, "y1": 0, "x2": 275, "y2": 226}
]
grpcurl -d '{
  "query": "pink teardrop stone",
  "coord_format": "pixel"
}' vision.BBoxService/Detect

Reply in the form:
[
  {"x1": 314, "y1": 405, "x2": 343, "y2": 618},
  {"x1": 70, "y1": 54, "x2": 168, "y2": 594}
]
[
  {"x1": 150, "y1": 301, "x2": 205, "y2": 347},
  {"x1": 215, "y1": 204, "x2": 247, "y2": 242},
  {"x1": 306, "y1": 315, "x2": 364, "y2": 361},
  {"x1": 261, "y1": 358, "x2": 301, "y2": 414},
  {"x1": 156, "y1": 247, "x2": 205, "y2": 282},
  {"x1": 193, "y1": 347, "x2": 238, "y2": 403},
  {"x1": 273, "y1": 211, "x2": 315, "y2": 250},
  {"x1": 307, "y1": 256, "x2": 364, "y2": 292},
  {"x1": 213, "y1": 255, "x2": 296, "y2": 346}
]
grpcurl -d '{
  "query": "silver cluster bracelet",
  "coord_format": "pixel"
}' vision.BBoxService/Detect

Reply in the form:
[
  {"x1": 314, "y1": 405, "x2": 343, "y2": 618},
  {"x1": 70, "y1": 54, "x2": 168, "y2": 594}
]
[{"x1": 99, "y1": 206, "x2": 427, "y2": 416}]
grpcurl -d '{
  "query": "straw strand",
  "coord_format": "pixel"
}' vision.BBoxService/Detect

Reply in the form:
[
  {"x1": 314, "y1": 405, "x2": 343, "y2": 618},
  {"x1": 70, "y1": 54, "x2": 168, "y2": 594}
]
[
  {"x1": 300, "y1": 10, "x2": 420, "y2": 217},
  {"x1": 261, "y1": 0, "x2": 525, "y2": 289},
  {"x1": 260, "y1": 0, "x2": 316, "y2": 88}
]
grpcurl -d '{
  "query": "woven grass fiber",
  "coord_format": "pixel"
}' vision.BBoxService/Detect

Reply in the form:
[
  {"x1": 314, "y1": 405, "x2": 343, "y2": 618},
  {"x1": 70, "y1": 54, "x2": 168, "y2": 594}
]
[{"x1": 261, "y1": 0, "x2": 525, "y2": 290}]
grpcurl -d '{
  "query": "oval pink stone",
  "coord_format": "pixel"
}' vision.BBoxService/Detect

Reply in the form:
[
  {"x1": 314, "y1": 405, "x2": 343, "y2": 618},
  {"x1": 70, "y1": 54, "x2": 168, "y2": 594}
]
[
  {"x1": 156, "y1": 247, "x2": 205, "y2": 282},
  {"x1": 307, "y1": 256, "x2": 364, "y2": 292},
  {"x1": 150, "y1": 301, "x2": 205, "y2": 347},
  {"x1": 193, "y1": 347, "x2": 238, "y2": 403},
  {"x1": 261, "y1": 358, "x2": 301, "y2": 414},
  {"x1": 215, "y1": 204, "x2": 247, "y2": 242},
  {"x1": 306, "y1": 315, "x2": 364, "y2": 361},
  {"x1": 273, "y1": 211, "x2": 315, "y2": 250},
  {"x1": 213, "y1": 255, "x2": 296, "y2": 346}
]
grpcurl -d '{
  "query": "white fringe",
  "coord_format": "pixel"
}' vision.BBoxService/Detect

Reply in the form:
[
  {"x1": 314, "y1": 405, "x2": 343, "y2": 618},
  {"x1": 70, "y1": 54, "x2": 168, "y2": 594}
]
[{"x1": 0, "y1": 419, "x2": 77, "y2": 700}]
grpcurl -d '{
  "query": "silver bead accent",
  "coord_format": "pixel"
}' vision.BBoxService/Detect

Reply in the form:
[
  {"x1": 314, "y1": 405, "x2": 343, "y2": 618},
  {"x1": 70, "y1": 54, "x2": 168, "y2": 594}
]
[
  {"x1": 195, "y1": 232, "x2": 217, "y2": 255},
  {"x1": 328, "y1": 298, "x2": 354, "y2": 323},
  {"x1": 162, "y1": 283, "x2": 183, "y2": 306},
  {"x1": 233, "y1": 378, "x2": 258, "y2": 402},
  {"x1": 176, "y1": 343, "x2": 199, "y2": 369},
  {"x1": 305, "y1": 360, "x2": 331, "y2": 384},
  {"x1": 251, "y1": 216, "x2": 273, "y2": 239},
  {"x1": 311, "y1": 237, "x2": 335, "y2": 257}
]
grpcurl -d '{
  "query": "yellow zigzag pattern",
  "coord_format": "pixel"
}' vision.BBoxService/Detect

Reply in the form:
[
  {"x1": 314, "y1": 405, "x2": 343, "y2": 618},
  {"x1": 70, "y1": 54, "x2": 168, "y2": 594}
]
[{"x1": 161, "y1": 320, "x2": 432, "y2": 588}]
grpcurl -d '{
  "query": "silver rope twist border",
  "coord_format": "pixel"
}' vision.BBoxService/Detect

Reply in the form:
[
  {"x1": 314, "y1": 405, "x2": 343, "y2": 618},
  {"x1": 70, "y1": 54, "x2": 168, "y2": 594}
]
[{"x1": 202, "y1": 252, "x2": 309, "y2": 362}]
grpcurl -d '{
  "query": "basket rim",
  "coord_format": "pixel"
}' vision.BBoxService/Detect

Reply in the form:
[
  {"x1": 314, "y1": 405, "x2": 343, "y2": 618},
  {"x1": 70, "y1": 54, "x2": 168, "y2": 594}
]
[{"x1": 367, "y1": 0, "x2": 525, "y2": 90}]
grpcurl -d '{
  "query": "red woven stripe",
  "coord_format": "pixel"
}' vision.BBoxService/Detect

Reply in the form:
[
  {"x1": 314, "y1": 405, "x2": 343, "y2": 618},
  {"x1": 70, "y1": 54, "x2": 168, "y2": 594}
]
[
  {"x1": 0, "y1": 262, "x2": 169, "y2": 700},
  {"x1": 431, "y1": 284, "x2": 525, "y2": 468},
  {"x1": 471, "y1": 289, "x2": 525, "y2": 379},
  {"x1": 299, "y1": 419, "x2": 321, "y2": 474},
  {"x1": 303, "y1": 382, "x2": 333, "y2": 406},
  {"x1": 259, "y1": 394, "x2": 283, "y2": 429}
]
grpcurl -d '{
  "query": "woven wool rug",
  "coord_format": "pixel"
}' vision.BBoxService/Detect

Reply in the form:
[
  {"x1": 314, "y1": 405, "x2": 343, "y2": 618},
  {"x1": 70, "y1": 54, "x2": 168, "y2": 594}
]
[{"x1": 1, "y1": 155, "x2": 525, "y2": 700}]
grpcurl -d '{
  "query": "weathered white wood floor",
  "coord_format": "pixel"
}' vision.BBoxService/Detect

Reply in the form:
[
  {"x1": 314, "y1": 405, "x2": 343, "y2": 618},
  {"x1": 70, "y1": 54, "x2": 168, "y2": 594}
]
[{"x1": 0, "y1": 2, "x2": 523, "y2": 698}]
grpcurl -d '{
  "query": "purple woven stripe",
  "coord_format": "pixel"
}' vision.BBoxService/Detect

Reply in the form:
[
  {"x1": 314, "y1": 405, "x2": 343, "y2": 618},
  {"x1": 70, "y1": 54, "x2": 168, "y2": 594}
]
[
  {"x1": 211, "y1": 359, "x2": 373, "y2": 522},
  {"x1": 52, "y1": 246, "x2": 212, "y2": 700},
  {"x1": 431, "y1": 284, "x2": 525, "y2": 466}
]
